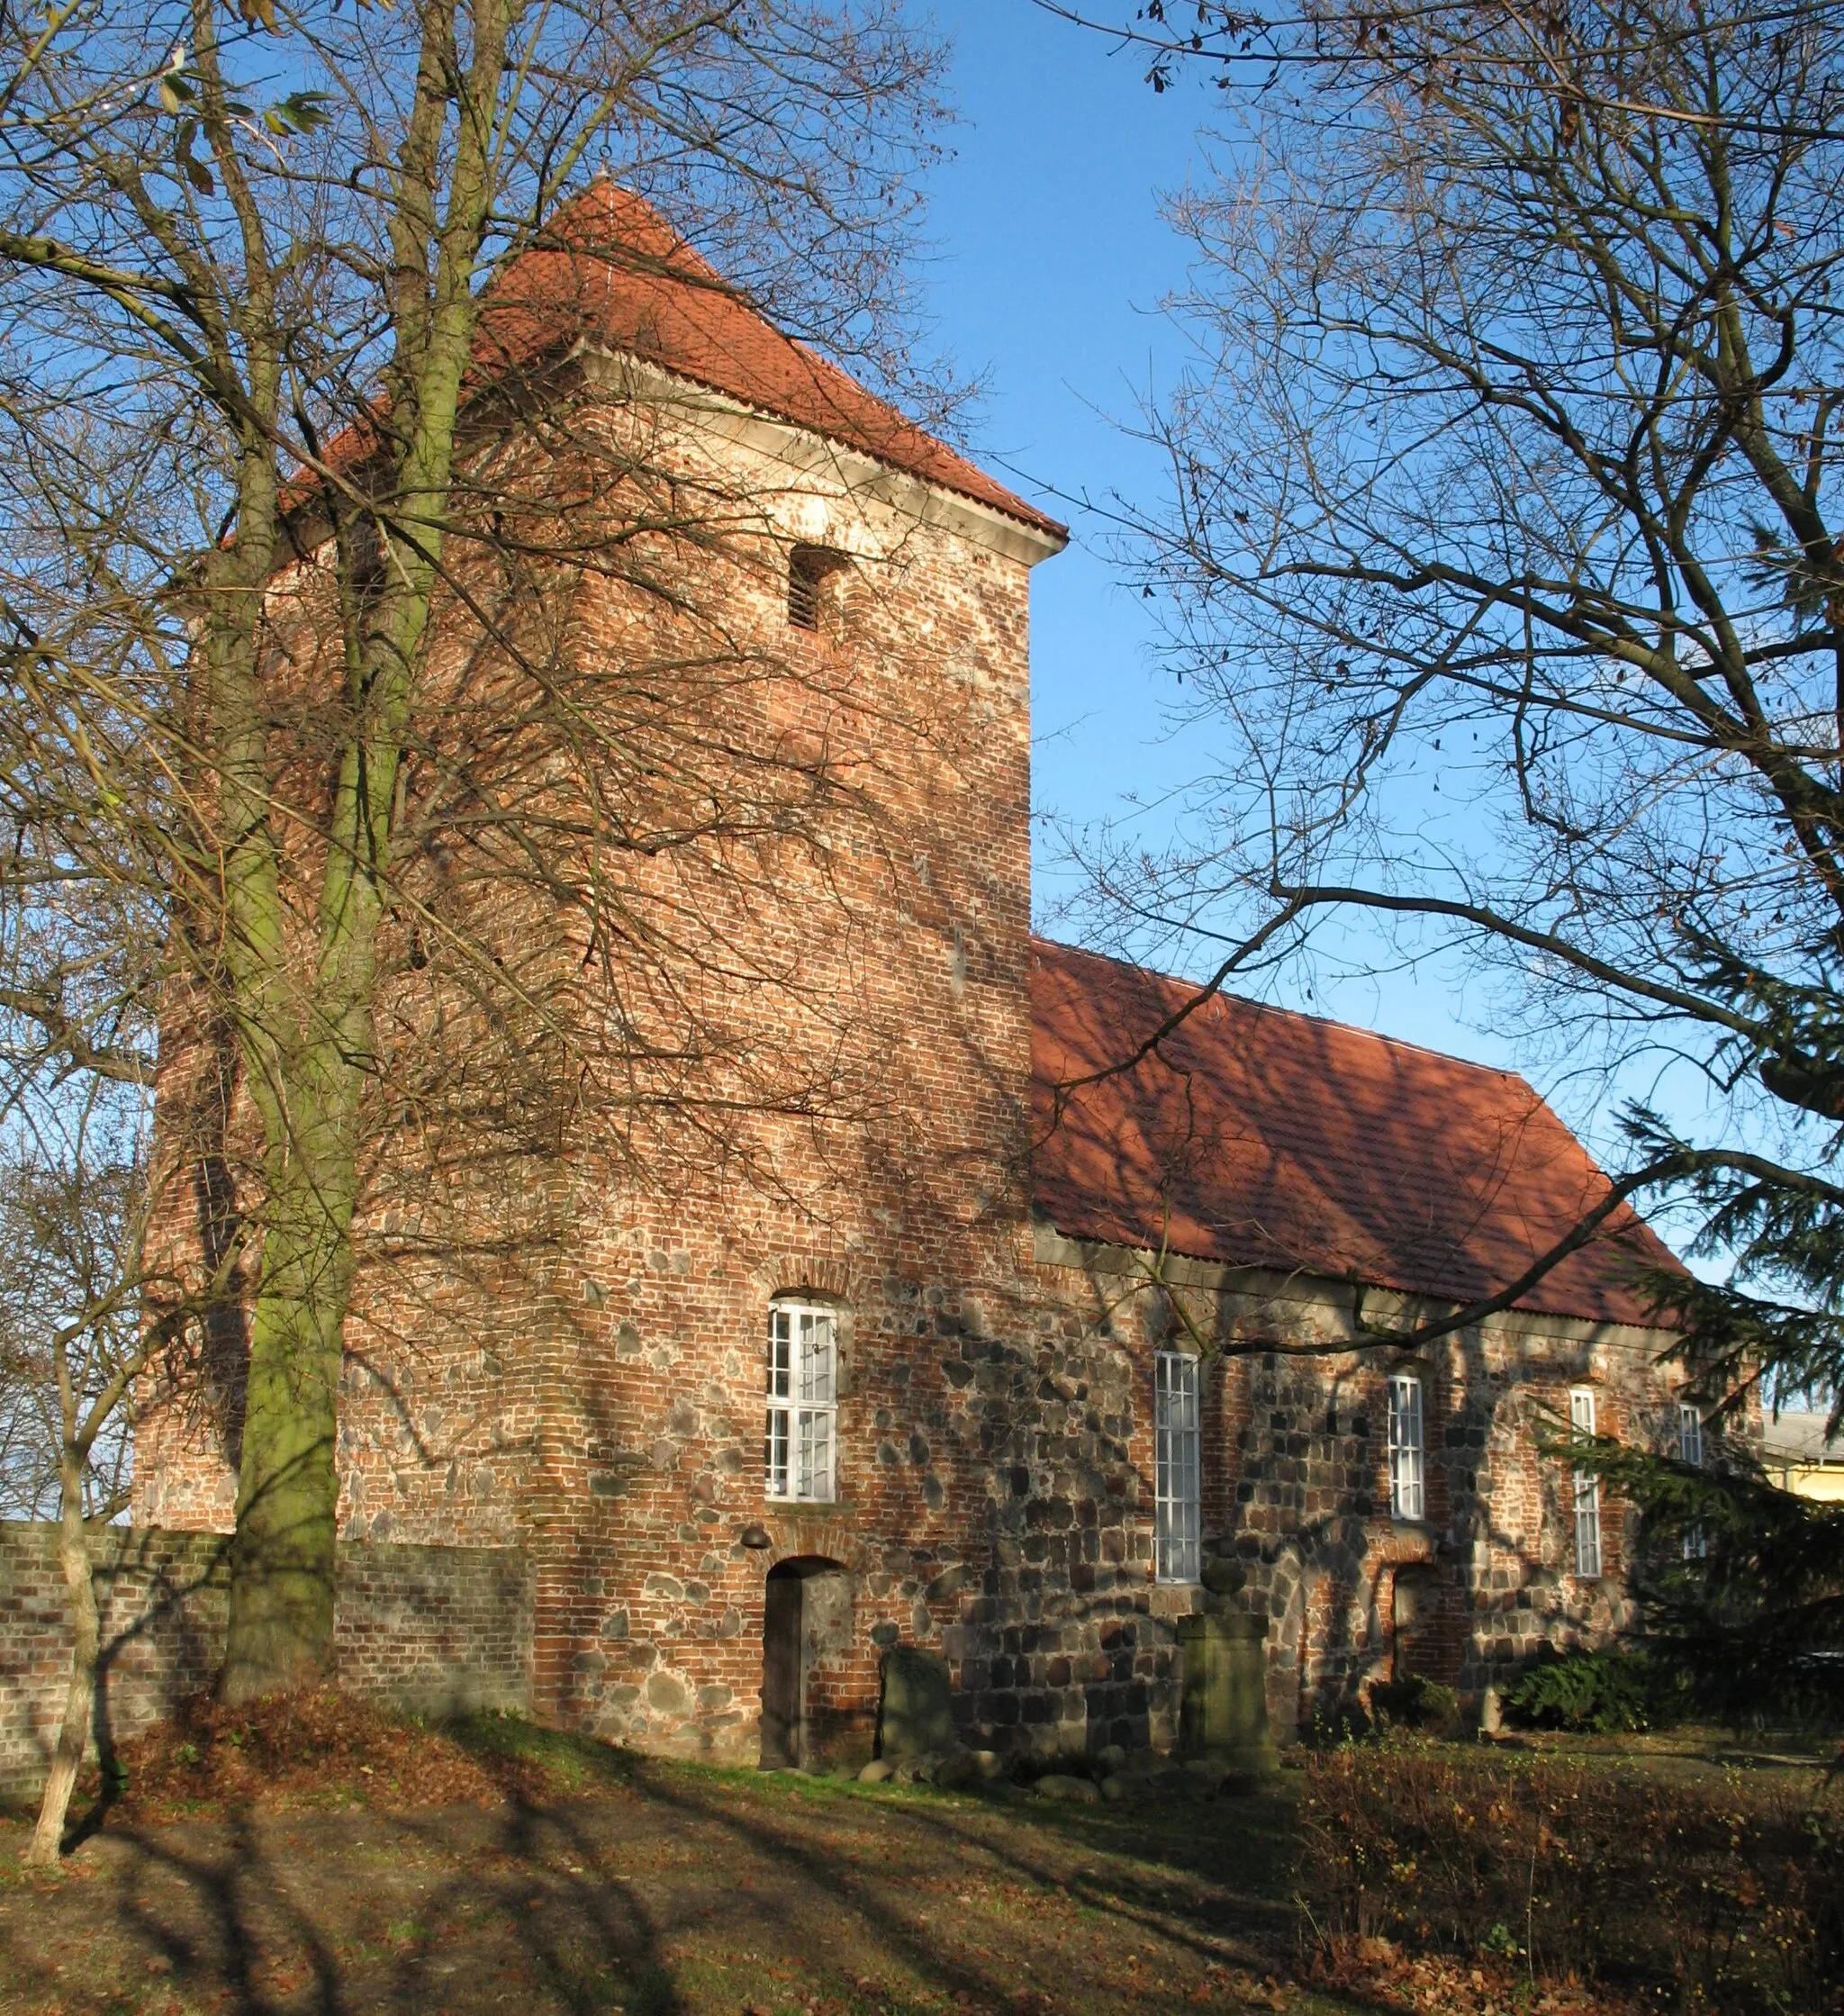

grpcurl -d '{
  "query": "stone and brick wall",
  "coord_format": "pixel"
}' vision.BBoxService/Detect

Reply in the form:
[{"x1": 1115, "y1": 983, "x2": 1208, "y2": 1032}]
[
  {"x1": 131, "y1": 367, "x2": 1060, "y2": 1772},
  {"x1": 0, "y1": 1526, "x2": 530, "y2": 1797},
  {"x1": 122, "y1": 348, "x2": 1712, "y2": 1782},
  {"x1": 1010, "y1": 1235, "x2": 1716, "y2": 1744}
]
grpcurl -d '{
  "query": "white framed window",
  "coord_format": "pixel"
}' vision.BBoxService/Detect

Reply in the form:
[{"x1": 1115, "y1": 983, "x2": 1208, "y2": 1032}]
[
  {"x1": 1679, "y1": 1402, "x2": 1707, "y2": 1559},
  {"x1": 1154, "y1": 1350, "x2": 1201, "y2": 1583},
  {"x1": 766, "y1": 1301, "x2": 836, "y2": 1502},
  {"x1": 1677, "y1": 1401, "x2": 1704, "y2": 1468},
  {"x1": 1570, "y1": 1387, "x2": 1602, "y2": 1578},
  {"x1": 1388, "y1": 1371, "x2": 1425, "y2": 1521}
]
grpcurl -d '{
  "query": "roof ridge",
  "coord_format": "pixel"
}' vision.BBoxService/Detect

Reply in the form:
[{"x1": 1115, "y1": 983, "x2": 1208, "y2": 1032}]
[
  {"x1": 1029, "y1": 934, "x2": 1536, "y2": 1089},
  {"x1": 283, "y1": 181, "x2": 1067, "y2": 547}
]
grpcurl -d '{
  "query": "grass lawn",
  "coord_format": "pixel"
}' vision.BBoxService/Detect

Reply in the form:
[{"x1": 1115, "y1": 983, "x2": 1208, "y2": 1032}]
[
  {"x1": 0, "y1": 1725, "x2": 1357, "y2": 2016},
  {"x1": 2, "y1": 1707, "x2": 1829, "y2": 2016}
]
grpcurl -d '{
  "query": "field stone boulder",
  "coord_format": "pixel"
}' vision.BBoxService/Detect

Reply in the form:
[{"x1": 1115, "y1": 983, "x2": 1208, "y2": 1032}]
[
  {"x1": 857, "y1": 1759, "x2": 894, "y2": 1785},
  {"x1": 878, "y1": 1646, "x2": 957, "y2": 1762},
  {"x1": 1033, "y1": 1773, "x2": 1101, "y2": 1805},
  {"x1": 927, "y1": 1748, "x2": 982, "y2": 1791},
  {"x1": 1200, "y1": 1557, "x2": 1247, "y2": 1597}
]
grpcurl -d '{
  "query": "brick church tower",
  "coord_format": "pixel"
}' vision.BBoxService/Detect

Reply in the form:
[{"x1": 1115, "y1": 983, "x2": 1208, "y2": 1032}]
[{"x1": 135, "y1": 181, "x2": 1071, "y2": 1761}]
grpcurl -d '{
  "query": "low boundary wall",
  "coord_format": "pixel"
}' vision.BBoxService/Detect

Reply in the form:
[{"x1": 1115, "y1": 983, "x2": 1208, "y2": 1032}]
[{"x1": 0, "y1": 1524, "x2": 532, "y2": 1798}]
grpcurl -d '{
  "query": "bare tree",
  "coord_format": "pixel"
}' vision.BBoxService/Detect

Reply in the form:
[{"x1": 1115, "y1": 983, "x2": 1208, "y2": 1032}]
[
  {"x1": 0, "y1": 0, "x2": 953, "y2": 1707},
  {"x1": 0, "y1": 1084, "x2": 221, "y2": 1866},
  {"x1": 0, "y1": 1120, "x2": 142, "y2": 1532},
  {"x1": 1060, "y1": 0, "x2": 1844, "y2": 1403}
]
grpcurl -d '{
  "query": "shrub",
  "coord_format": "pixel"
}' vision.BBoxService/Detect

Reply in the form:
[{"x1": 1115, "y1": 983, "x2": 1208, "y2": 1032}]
[
  {"x1": 1299, "y1": 1698, "x2": 1371, "y2": 1748},
  {"x1": 1367, "y1": 1675, "x2": 1460, "y2": 1730},
  {"x1": 1502, "y1": 1643, "x2": 1689, "y2": 1733},
  {"x1": 1297, "y1": 1743, "x2": 1843, "y2": 2014}
]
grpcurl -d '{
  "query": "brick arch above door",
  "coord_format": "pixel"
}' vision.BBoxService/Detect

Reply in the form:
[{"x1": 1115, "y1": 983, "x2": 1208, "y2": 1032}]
[{"x1": 758, "y1": 1513, "x2": 870, "y2": 1573}]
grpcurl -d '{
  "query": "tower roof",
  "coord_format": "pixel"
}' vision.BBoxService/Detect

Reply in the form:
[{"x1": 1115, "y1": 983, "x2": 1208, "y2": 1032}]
[{"x1": 291, "y1": 180, "x2": 1066, "y2": 546}]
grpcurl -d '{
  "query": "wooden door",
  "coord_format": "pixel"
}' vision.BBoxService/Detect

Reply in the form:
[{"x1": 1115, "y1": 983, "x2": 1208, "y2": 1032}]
[{"x1": 761, "y1": 1572, "x2": 802, "y2": 1768}]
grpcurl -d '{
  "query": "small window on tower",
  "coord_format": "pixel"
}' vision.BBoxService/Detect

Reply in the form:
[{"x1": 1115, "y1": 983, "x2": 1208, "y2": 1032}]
[
  {"x1": 348, "y1": 511, "x2": 385, "y2": 590},
  {"x1": 788, "y1": 544, "x2": 848, "y2": 632}
]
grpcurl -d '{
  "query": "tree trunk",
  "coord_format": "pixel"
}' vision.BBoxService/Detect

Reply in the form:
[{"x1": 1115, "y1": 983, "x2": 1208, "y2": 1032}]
[
  {"x1": 26, "y1": 1471, "x2": 100, "y2": 1867},
  {"x1": 220, "y1": 1204, "x2": 355, "y2": 1704},
  {"x1": 214, "y1": 0, "x2": 510, "y2": 1703}
]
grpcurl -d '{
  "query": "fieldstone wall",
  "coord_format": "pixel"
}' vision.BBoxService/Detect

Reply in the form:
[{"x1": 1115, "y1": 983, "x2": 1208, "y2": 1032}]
[
  {"x1": 117, "y1": 343, "x2": 1713, "y2": 1781},
  {"x1": 1020, "y1": 1234, "x2": 1724, "y2": 1742},
  {"x1": 932, "y1": 1280, "x2": 1193, "y2": 1761},
  {"x1": 0, "y1": 1526, "x2": 531, "y2": 1797}
]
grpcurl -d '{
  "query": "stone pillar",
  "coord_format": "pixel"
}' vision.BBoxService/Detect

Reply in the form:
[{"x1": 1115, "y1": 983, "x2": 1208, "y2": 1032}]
[{"x1": 1176, "y1": 1614, "x2": 1279, "y2": 1774}]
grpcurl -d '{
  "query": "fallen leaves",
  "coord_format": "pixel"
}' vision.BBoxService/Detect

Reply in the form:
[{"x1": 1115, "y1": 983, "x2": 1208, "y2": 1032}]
[
  {"x1": 1309, "y1": 1939, "x2": 1651, "y2": 2015},
  {"x1": 77, "y1": 1690, "x2": 565, "y2": 1822}
]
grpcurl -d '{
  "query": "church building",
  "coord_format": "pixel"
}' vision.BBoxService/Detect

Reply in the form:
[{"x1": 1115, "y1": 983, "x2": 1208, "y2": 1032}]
[{"x1": 135, "y1": 184, "x2": 1701, "y2": 1767}]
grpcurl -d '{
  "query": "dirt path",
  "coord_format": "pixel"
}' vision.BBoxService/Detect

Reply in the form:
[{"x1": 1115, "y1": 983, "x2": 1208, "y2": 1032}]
[{"x1": 0, "y1": 1765, "x2": 1342, "y2": 2016}]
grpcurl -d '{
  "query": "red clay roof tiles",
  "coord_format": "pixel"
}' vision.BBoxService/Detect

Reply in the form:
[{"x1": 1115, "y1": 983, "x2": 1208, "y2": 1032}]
[
  {"x1": 292, "y1": 180, "x2": 1066, "y2": 544},
  {"x1": 1030, "y1": 938, "x2": 1685, "y2": 1328}
]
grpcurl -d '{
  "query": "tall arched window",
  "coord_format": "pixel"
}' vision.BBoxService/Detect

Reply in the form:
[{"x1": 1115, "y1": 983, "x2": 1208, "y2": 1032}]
[
  {"x1": 1678, "y1": 1401, "x2": 1706, "y2": 1559},
  {"x1": 1570, "y1": 1387, "x2": 1602, "y2": 1578},
  {"x1": 1388, "y1": 1370, "x2": 1425, "y2": 1521},
  {"x1": 765, "y1": 1300, "x2": 836, "y2": 1502},
  {"x1": 1153, "y1": 1350, "x2": 1201, "y2": 1583}
]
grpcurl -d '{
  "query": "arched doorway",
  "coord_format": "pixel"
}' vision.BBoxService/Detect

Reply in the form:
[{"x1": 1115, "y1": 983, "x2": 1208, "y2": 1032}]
[{"x1": 760, "y1": 1556, "x2": 852, "y2": 1769}]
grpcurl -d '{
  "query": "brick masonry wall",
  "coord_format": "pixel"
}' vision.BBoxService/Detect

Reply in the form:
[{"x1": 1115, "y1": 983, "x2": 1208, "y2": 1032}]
[
  {"x1": 0, "y1": 1526, "x2": 531, "y2": 1797},
  {"x1": 123, "y1": 357, "x2": 1722, "y2": 1777},
  {"x1": 0, "y1": 1524, "x2": 229, "y2": 1799},
  {"x1": 331, "y1": 1541, "x2": 534, "y2": 1719}
]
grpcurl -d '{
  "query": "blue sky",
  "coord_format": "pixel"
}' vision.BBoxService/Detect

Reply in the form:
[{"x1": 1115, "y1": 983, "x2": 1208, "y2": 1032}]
[
  {"x1": 907, "y1": 5, "x2": 1755, "y2": 1241},
  {"x1": 918, "y1": 3, "x2": 1199, "y2": 907},
  {"x1": 917, "y1": 5, "x2": 1520, "y2": 1055}
]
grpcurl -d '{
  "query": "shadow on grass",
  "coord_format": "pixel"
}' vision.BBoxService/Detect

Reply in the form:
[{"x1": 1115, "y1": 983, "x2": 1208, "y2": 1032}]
[{"x1": 0, "y1": 1730, "x2": 1365, "y2": 2016}]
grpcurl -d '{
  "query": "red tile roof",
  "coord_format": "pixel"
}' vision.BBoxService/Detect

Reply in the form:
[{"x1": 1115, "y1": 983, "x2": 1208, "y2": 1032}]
[
  {"x1": 1030, "y1": 939, "x2": 1686, "y2": 1328},
  {"x1": 291, "y1": 180, "x2": 1066, "y2": 545}
]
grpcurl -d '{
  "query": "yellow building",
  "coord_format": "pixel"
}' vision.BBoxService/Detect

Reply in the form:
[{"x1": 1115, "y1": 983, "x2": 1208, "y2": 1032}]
[{"x1": 1763, "y1": 1411, "x2": 1844, "y2": 1504}]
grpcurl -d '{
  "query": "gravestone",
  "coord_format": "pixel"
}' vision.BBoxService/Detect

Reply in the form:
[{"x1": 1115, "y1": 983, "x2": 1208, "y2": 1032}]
[
  {"x1": 877, "y1": 1645, "x2": 957, "y2": 1760},
  {"x1": 1176, "y1": 1614, "x2": 1279, "y2": 1775}
]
